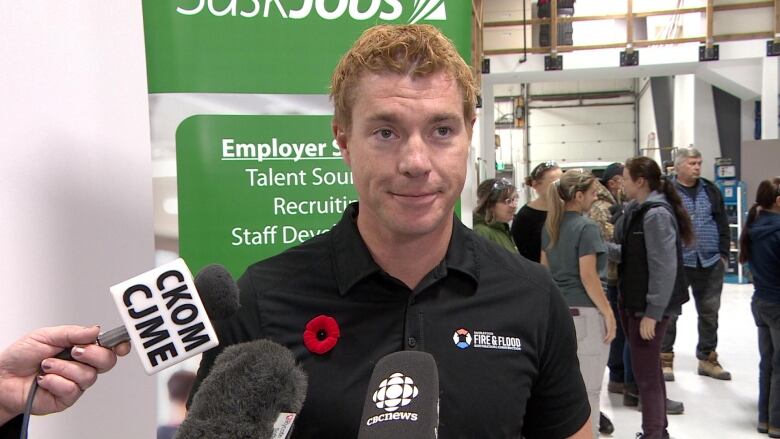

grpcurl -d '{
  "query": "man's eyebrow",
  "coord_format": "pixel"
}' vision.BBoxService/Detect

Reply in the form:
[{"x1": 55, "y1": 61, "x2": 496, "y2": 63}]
[
  {"x1": 363, "y1": 112, "x2": 463, "y2": 125},
  {"x1": 364, "y1": 113, "x2": 400, "y2": 124},
  {"x1": 428, "y1": 113, "x2": 462, "y2": 124}
]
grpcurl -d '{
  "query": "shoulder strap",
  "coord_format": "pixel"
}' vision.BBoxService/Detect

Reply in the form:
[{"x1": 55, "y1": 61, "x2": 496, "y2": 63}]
[{"x1": 630, "y1": 201, "x2": 670, "y2": 226}]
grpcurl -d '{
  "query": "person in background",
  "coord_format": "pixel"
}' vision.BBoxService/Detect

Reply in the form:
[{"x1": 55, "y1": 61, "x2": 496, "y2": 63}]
[
  {"x1": 596, "y1": 164, "x2": 685, "y2": 417},
  {"x1": 614, "y1": 157, "x2": 693, "y2": 439},
  {"x1": 512, "y1": 161, "x2": 562, "y2": 262},
  {"x1": 157, "y1": 370, "x2": 197, "y2": 439},
  {"x1": 661, "y1": 147, "x2": 731, "y2": 381},
  {"x1": 473, "y1": 178, "x2": 519, "y2": 253},
  {"x1": 588, "y1": 163, "x2": 624, "y2": 396},
  {"x1": 739, "y1": 177, "x2": 780, "y2": 437},
  {"x1": 0, "y1": 325, "x2": 130, "y2": 437},
  {"x1": 541, "y1": 169, "x2": 617, "y2": 438}
]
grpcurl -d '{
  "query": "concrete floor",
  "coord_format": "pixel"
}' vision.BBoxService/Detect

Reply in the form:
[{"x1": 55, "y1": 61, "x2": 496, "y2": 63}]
[{"x1": 600, "y1": 282, "x2": 762, "y2": 439}]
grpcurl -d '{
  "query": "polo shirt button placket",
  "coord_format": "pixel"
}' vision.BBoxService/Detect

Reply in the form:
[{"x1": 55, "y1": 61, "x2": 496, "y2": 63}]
[{"x1": 407, "y1": 336, "x2": 417, "y2": 349}]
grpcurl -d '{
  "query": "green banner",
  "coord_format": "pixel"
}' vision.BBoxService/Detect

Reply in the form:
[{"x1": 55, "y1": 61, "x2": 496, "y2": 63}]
[
  {"x1": 142, "y1": 0, "x2": 471, "y2": 94},
  {"x1": 177, "y1": 115, "x2": 357, "y2": 275},
  {"x1": 143, "y1": 0, "x2": 471, "y2": 277}
]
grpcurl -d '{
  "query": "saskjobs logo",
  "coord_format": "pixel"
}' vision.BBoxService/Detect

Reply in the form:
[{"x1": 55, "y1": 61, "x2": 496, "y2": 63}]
[
  {"x1": 176, "y1": 0, "x2": 447, "y2": 24},
  {"x1": 366, "y1": 372, "x2": 420, "y2": 426}
]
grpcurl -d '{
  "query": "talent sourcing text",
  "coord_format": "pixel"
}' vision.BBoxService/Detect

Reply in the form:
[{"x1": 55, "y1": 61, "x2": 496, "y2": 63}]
[{"x1": 221, "y1": 136, "x2": 357, "y2": 247}]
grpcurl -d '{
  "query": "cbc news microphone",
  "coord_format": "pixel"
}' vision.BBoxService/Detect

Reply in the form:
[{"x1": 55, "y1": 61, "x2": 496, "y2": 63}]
[
  {"x1": 358, "y1": 351, "x2": 439, "y2": 439},
  {"x1": 175, "y1": 339, "x2": 308, "y2": 439}
]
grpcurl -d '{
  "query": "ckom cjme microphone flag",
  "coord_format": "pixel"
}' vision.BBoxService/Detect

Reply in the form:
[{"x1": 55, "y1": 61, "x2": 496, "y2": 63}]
[{"x1": 109, "y1": 258, "x2": 219, "y2": 374}]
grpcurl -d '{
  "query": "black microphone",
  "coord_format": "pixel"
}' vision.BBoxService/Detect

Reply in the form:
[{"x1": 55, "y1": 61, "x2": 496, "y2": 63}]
[
  {"x1": 55, "y1": 263, "x2": 239, "y2": 363},
  {"x1": 357, "y1": 351, "x2": 439, "y2": 439},
  {"x1": 193, "y1": 264, "x2": 240, "y2": 320},
  {"x1": 175, "y1": 339, "x2": 308, "y2": 439}
]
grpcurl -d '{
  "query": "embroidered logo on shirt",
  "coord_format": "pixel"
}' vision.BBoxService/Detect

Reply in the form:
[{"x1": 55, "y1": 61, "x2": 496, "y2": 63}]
[
  {"x1": 452, "y1": 328, "x2": 472, "y2": 349},
  {"x1": 452, "y1": 328, "x2": 522, "y2": 351}
]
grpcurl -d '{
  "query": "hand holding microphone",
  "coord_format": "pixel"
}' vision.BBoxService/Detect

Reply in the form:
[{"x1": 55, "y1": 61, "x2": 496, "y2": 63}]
[
  {"x1": 0, "y1": 325, "x2": 130, "y2": 426},
  {"x1": 1, "y1": 259, "x2": 240, "y2": 436}
]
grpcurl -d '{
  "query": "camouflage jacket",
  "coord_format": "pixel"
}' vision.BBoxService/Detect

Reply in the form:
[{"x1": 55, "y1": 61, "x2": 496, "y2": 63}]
[{"x1": 587, "y1": 181, "x2": 619, "y2": 283}]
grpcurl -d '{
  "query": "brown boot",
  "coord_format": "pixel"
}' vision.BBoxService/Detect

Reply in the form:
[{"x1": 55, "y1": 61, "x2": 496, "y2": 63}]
[
  {"x1": 661, "y1": 352, "x2": 675, "y2": 382},
  {"x1": 698, "y1": 351, "x2": 732, "y2": 380}
]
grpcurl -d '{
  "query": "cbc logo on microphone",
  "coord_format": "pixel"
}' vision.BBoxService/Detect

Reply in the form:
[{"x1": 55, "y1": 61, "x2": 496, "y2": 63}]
[
  {"x1": 366, "y1": 372, "x2": 420, "y2": 426},
  {"x1": 373, "y1": 372, "x2": 419, "y2": 412}
]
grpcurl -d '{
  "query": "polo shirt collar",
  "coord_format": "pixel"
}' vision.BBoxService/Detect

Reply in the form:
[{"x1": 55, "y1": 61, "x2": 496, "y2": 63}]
[{"x1": 330, "y1": 202, "x2": 479, "y2": 296}]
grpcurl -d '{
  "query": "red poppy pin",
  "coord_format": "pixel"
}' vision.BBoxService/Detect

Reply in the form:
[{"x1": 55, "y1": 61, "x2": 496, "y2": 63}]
[{"x1": 303, "y1": 315, "x2": 340, "y2": 355}]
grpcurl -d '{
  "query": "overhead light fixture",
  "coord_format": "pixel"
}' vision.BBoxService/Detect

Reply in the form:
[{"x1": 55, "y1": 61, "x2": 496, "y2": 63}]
[
  {"x1": 544, "y1": 54, "x2": 563, "y2": 71},
  {"x1": 767, "y1": 39, "x2": 780, "y2": 57},
  {"x1": 699, "y1": 44, "x2": 719, "y2": 62},
  {"x1": 620, "y1": 44, "x2": 639, "y2": 67}
]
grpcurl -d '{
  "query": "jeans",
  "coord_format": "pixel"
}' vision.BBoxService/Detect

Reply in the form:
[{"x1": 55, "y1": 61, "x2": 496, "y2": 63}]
[
  {"x1": 572, "y1": 307, "x2": 610, "y2": 438},
  {"x1": 752, "y1": 297, "x2": 780, "y2": 428},
  {"x1": 662, "y1": 260, "x2": 725, "y2": 359},
  {"x1": 607, "y1": 285, "x2": 627, "y2": 383},
  {"x1": 622, "y1": 309, "x2": 670, "y2": 439}
]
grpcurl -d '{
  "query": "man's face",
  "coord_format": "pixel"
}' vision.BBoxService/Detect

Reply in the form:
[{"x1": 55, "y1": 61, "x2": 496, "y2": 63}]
[
  {"x1": 607, "y1": 175, "x2": 623, "y2": 196},
  {"x1": 333, "y1": 70, "x2": 473, "y2": 238},
  {"x1": 677, "y1": 157, "x2": 702, "y2": 182}
]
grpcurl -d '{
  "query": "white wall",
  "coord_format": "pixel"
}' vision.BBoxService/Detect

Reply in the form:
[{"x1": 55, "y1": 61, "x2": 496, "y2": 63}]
[
  {"x1": 674, "y1": 74, "x2": 696, "y2": 151},
  {"x1": 0, "y1": 2, "x2": 156, "y2": 438},
  {"x1": 637, "y1": 78, "x2": 661, "y2": 163},
  {"x1": 672, "y1": 76, "x2": 724, "y2": 180}
]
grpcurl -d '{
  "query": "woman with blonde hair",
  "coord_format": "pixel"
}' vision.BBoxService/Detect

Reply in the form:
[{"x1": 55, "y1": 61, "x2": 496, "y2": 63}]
[
  {"x1": 473, "y1": 178, "x2": 519, "y2": 253},
  {"x1": 541, "y1": 169, "x2": 617, "y2": 438}
]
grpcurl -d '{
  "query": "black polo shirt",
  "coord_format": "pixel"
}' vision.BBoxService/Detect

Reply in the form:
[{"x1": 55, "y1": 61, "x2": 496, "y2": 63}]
[{"x1": 193, "y1": 203, "x2": 589, "y2": 438}]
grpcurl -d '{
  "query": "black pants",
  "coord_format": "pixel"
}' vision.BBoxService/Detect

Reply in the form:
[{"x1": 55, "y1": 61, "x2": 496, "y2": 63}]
[
  {"x1": 752, "y1": 296, "x2": 780, "y2": 428},
  {"x1": 662, "y1": 261, "x2": 724, "y2": 359}
]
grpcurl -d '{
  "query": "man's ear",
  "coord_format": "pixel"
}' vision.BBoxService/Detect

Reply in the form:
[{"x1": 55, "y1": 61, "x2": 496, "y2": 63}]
[{"x1": 332, "y1": 120, "x2": 351, "y2": 168}]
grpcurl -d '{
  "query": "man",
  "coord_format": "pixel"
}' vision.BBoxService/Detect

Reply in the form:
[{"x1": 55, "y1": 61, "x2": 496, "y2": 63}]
[
  {"x1": 191, "y1": 25, "x2": 591, "y2": 438},
  {"x1": 588, "y1": 167, "x2": 624, "y2": 369},
  {"x1": 661, "y1": 147, "x2": 731, "y2": 381},
  {"x1": 0, "y1": 325, "x2": 130, "y2": 437}
]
